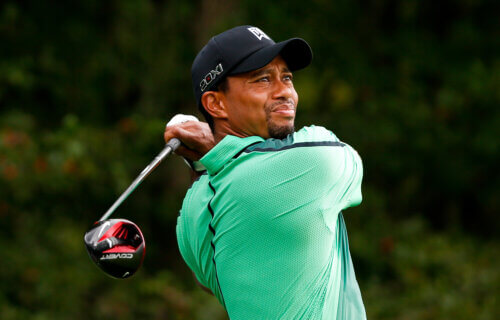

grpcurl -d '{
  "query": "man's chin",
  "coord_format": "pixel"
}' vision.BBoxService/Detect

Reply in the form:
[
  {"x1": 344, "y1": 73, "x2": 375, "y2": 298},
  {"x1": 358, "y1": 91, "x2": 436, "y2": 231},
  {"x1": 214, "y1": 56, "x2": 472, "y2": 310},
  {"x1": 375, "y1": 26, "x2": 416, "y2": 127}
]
[{"x1": 268, "y1": 124, "x2": 295, "y2": 139}]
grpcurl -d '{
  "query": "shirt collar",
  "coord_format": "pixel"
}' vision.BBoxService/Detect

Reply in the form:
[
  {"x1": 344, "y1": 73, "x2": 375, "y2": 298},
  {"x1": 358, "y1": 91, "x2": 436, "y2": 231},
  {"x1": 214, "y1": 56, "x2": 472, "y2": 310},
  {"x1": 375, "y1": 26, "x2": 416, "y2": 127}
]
[{"x1": 200, "y1": 135, "x2": 264, "y2": 175}]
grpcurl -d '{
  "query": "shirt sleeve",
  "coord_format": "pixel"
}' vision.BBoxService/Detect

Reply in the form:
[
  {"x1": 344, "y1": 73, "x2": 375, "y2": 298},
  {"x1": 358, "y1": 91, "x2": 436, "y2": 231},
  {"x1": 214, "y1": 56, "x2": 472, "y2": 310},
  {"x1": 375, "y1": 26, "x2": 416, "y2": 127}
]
[
  {"x1": 176, "y1": 212, "x2": 196, "y2": 273},
  {"x1": 176, "y1": 193, "x2": 205, "y2": 286},
  {"x1": 337, "y1": 143, "x2": 363, "y2": 210},
  {"x1": 271, "y1": 125, "x2": 363, "y2": 213},
  {"x1": 293, "y1": 126, "x2": 363, "y2": 211}
]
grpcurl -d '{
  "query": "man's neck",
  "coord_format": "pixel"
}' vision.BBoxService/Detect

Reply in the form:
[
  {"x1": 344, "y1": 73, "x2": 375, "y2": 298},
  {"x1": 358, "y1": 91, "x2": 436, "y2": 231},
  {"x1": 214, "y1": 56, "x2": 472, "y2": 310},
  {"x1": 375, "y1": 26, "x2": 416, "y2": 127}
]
[
  {"x1": 213, "y1": 122, "x2": 246, "y2": 143},
  {"x1": 213, "y1": 121, "x2": 267, "y2": 143}
]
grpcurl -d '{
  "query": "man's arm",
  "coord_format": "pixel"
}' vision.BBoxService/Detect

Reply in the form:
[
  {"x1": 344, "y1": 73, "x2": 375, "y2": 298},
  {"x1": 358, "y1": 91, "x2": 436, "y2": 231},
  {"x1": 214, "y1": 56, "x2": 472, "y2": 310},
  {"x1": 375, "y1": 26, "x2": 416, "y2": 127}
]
[
  {"x1": 167, "y1": 119, "x2": 216, "y2": 294},
  {"x1": 164, "y1": 120, "x2": 215, "y2": 162},
  {"x1": 164, "y1": 120, "x2": 214, "y2": 183}
]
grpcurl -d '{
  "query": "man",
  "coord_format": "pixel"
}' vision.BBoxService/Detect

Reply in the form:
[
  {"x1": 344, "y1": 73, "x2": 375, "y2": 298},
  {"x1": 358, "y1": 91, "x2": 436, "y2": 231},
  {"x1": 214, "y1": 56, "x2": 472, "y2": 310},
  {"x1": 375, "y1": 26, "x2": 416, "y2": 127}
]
[{"x1": 164, "y1": 25, "x2": 366, "y2": 319}]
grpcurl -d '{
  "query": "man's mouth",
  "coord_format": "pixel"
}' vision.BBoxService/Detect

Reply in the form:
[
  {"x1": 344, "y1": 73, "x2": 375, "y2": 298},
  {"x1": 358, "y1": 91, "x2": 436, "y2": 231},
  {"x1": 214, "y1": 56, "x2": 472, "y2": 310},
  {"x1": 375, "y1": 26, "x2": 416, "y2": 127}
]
[
  {"x1": 270, "y1": 102, "x2": 296, "y2": 117},
  {"x1": 273, "y1": 109, "x2": 295, "y2": 116}
]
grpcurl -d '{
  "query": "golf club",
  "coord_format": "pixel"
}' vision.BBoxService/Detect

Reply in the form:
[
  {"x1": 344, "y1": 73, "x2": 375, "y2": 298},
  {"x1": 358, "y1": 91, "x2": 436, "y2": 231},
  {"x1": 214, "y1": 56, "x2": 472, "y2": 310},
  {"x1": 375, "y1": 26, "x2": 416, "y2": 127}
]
[
  {"x1": 84, "y1": 138, "x2": 181, "y2": 278},
  {"x1": 99, "y1": 138, "x2": 181, "y2": 221},
  {"x1": 84, "y1": 218, "x2": 146, "y2": 278}
]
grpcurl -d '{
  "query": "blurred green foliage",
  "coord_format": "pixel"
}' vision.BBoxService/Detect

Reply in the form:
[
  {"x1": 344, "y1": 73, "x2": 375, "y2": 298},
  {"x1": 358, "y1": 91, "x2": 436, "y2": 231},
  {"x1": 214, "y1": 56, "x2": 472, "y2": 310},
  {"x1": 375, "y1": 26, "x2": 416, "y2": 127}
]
[{"x1": 0, "y1": 0, "x2": 498, "y2": 319}]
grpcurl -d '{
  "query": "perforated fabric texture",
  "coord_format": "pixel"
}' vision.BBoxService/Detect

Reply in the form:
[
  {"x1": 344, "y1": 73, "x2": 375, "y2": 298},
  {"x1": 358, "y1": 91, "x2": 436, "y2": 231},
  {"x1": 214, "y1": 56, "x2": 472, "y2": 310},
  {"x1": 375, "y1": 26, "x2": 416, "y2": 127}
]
[{"x1": 176, "y1": 126, "x2": 366, "y2": 319}]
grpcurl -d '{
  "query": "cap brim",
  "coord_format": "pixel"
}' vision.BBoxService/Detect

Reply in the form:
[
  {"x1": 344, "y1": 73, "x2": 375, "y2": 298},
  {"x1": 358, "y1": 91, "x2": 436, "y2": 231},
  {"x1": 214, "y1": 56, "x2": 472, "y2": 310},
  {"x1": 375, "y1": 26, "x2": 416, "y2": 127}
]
[{"x1": 229, "y1": 38, "x2": 312, "y2": 75}]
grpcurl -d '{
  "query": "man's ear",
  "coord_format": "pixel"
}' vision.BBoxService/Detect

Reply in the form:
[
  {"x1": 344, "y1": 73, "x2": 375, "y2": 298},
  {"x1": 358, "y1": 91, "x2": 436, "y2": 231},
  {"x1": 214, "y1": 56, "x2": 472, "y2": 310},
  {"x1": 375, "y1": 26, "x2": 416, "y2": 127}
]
[{"x1": 201, "y1": 91, "x2": 228, "y2": 119}]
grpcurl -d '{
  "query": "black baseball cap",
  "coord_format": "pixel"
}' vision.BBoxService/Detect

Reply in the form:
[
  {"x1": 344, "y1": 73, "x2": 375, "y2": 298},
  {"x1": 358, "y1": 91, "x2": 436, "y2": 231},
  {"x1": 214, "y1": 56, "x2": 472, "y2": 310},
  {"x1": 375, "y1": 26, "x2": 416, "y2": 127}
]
[{"x1": 191, "y1": 25, "x2": 313, "y2": 108}]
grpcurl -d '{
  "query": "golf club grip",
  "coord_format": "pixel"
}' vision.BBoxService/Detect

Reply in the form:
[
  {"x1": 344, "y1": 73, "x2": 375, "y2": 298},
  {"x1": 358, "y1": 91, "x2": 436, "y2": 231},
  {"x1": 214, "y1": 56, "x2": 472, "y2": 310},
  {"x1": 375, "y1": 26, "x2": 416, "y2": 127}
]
[
  {"x1": 166, "y1": 137, "x2": 181, "y2": 151},
  {"x1": 98, "y1": 138, "x2": 181, "y2": 221}
]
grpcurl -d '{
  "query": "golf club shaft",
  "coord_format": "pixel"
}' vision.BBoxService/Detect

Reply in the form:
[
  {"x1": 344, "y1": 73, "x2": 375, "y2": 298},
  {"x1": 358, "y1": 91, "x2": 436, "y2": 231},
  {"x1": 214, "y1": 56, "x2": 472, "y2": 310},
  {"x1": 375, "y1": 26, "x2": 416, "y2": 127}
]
[{"x1": 99, "y1": 138, "x2": 181, "y2": 221}]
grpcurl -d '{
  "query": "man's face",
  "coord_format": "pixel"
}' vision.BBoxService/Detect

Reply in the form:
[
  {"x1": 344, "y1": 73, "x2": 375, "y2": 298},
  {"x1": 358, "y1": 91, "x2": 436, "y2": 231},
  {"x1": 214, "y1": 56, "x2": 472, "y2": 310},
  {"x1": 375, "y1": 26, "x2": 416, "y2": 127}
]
[{"x1": 221, "y1": 56, "x2": 298, "y2": 139}]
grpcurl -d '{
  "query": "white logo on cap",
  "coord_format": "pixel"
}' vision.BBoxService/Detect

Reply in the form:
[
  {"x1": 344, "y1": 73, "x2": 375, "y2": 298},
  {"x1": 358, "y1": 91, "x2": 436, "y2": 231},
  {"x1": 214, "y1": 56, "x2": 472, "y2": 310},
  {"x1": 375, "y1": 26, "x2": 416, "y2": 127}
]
[
  {"x1": 248, "y1": 27, "x2": 271, "y2": 41},
  {"x1": 200, "y1": 63, "x2": 223, "y2": 92}
]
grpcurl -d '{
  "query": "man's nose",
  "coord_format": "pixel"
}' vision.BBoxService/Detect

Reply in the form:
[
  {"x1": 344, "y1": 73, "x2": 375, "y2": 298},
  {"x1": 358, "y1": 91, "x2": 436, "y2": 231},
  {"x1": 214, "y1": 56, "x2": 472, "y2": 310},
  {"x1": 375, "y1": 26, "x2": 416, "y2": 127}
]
[{"x1": 272, "y1": 78, "x2": 293, "y2": 100}]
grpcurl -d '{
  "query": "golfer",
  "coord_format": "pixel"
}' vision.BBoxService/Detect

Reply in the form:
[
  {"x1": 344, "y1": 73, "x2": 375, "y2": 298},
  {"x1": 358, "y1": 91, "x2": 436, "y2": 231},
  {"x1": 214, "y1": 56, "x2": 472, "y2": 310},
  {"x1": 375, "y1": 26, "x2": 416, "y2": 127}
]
[{"x1": 164, "y1": 25, "x2": 366, "y2": 319}]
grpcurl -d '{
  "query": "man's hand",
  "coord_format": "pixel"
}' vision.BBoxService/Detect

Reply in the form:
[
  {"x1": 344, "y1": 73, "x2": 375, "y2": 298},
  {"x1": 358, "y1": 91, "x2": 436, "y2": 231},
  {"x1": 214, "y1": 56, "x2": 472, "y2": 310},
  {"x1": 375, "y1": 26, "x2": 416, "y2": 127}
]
[{"x1": 164, "y1": 118, "x2": 215, "y2": 162}]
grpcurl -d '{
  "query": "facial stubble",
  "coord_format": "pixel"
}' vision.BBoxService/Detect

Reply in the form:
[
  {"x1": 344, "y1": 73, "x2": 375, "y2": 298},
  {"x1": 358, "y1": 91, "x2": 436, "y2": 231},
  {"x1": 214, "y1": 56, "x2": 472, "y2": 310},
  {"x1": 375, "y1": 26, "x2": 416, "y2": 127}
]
[{"x1": 265, "y1": 104, "x2": 296, "y2": 140}]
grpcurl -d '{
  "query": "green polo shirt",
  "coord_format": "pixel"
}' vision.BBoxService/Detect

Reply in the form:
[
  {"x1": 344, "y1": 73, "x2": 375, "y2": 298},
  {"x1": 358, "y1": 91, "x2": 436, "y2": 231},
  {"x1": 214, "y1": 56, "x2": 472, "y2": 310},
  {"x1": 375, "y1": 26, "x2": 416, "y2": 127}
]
[{"x1": 176, "y1": 126, "x2": 366, "y2": 319}]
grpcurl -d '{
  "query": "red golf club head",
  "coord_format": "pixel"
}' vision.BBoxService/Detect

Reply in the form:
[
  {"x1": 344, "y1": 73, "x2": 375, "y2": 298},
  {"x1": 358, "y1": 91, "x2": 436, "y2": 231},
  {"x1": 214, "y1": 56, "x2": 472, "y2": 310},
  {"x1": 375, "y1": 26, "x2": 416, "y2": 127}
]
[{"x1": 84, "y1": 219, "x2": 145, "y2": 279}]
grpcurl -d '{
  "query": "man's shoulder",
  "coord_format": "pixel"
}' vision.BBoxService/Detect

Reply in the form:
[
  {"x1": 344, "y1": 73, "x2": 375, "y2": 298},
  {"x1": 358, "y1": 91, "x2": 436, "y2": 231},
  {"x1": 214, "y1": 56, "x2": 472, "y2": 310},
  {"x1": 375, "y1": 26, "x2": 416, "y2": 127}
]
[
  {"x1": 224, "y1": 126, "x2": 349, "y2": 186},
  {"x1": 244, "y1": 125, "x2": 343, "y2": 153},
  {"x1": 293, "y1": 125, "x2": 340, "y2": 143}
]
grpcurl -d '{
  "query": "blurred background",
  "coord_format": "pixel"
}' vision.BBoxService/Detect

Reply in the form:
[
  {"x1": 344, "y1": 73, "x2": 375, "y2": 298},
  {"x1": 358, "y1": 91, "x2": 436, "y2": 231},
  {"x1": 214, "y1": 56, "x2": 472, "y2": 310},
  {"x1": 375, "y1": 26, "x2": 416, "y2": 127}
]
[{"x1": 0, "y1": 0, "x2": 498, "y2": 319}]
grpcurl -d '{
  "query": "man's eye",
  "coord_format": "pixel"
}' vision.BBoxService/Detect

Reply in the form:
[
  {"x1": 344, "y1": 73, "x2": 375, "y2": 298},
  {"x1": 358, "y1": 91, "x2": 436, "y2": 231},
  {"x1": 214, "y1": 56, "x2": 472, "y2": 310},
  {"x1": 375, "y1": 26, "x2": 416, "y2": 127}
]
[
  {"x1": 284, "y1": 74, "x2": 293, "y2": 81},
  {"x1": 257, "y1": 77, "x2": 270, "y2": 82}
]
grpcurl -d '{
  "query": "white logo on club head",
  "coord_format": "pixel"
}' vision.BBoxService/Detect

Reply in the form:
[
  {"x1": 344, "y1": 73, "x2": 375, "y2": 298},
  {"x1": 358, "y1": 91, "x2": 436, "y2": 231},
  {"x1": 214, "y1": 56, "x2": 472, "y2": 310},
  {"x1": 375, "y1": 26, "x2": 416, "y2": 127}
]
[
  {"x1": 97, "y1": 221, "x2": 110, "y2": 238},
  {"x1": 248, "y1": 27, "x2": 271, "y2": 41}
]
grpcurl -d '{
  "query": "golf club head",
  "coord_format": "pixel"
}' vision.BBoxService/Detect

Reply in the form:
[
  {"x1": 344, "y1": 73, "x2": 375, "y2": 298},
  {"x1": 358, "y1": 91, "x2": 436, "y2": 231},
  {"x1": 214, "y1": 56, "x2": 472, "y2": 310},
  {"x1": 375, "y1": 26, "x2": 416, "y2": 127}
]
[{"x1": 84, "y1": 219, "x2": 145, "y2": 279}]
